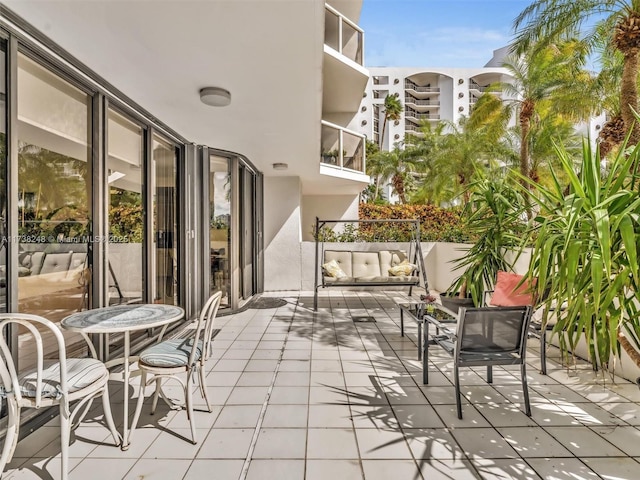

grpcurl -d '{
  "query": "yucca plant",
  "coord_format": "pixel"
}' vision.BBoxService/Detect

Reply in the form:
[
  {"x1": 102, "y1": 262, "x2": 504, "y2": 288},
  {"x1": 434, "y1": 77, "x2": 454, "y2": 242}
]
[
  {"x1": 447, "y1": 172, "x2": 528, "y2": 307},
  {"x1": 526, "y1": 136, "x2": 640, "y2": 371}
]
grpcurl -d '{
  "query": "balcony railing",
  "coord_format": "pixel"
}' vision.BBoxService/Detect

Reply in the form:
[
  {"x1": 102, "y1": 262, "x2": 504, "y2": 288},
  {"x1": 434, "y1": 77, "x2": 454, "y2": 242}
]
[
  {"x1": 321, "y1": 120, "x2": 366, "y2": 174},
  {"x1": 405, "y1": 113, "x2": 440, "y2": 122},
  {"x1": 469, "y1": 81, "x2": 489, "y2": 92},
  {"x1": 404, "y1": 79, "x2": 440, "y2": 93},
  {"x1": 405, "y1": 96, "x2": 440, "y2": 106},
  {"x1": 325, "y1": 4, "x2": 364, "y2": 66}
]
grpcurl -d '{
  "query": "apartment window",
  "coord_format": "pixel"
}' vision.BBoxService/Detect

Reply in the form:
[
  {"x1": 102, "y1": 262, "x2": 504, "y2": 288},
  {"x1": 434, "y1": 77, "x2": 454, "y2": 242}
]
[
  {"x1": 373, "y1": 76, "x2": 389, "y2": 85},
  {"x1": 373, "y1": 90, "x2": 388, "y2": 99}
]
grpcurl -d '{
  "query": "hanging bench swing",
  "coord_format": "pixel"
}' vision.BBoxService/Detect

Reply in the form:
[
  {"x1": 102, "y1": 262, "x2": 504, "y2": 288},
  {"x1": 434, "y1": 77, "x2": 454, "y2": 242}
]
[{"x1": 313, "y1": 217, "x2": 430, "y2": 311}]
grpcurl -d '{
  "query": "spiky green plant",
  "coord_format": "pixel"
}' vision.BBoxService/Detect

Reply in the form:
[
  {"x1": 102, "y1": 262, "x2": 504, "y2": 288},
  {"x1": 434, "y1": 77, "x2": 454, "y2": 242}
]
[
  {"x1": 526, "y1": 135, "x2": 640, "y2": 371},
  {"x1": 447, "y1": 173, "x2": 528, "y2": 307}
]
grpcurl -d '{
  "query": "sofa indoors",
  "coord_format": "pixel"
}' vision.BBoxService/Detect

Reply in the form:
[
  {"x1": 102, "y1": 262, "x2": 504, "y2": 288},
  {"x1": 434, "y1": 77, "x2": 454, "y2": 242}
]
[{"x1": 0, "y1": 244, "x2": 89, "y2": 312}]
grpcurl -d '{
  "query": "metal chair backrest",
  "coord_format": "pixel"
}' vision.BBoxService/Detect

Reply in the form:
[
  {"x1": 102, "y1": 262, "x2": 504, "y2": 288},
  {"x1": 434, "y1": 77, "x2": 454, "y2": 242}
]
[
  {"x1": 0, "y1": 313, "x2": 68, "y2": 408},
  {"x1": 189, "y1": 291, "x2": 223, "y2": 367},
  {"x1": 456, "y1": 306, "x2": 532, "y2": 359}
]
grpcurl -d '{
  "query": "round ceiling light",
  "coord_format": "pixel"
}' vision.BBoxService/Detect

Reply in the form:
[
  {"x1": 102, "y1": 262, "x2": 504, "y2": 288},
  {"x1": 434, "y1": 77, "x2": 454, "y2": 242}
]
[{"x1": 199, "y1": 87, "x2": 231, "y2": 107}]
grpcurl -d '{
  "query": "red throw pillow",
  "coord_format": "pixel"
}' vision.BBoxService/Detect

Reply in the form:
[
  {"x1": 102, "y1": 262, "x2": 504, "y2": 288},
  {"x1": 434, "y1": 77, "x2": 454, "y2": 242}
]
[{"x1": 490, "y1": 271, "x2": 535, "y2": 307}]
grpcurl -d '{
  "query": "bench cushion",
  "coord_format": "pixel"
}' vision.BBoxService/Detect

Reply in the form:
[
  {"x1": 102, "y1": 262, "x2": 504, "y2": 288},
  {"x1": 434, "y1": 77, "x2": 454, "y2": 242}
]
[
  {"x1": 323, "y1": 251, "x2": 353, "y2": 277},
  {"x1": 379, "y1": 250, "x2": 409, "y2": 274},
  {"x1": 322, "y1": 250, "x2": 418, "y2": 286},
  {"x1": 352, "y1": 252, "x2": 381, "y2": 278}
]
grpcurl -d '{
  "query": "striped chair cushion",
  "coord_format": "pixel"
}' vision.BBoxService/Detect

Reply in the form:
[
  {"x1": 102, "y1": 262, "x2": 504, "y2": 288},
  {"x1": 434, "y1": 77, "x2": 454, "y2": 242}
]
[
  {"x1": 139, "y1": 339, "x2": 203, "y2": 368},
  {"x1": 17, "y1": 358, "x2": 107, "y2": 399}
]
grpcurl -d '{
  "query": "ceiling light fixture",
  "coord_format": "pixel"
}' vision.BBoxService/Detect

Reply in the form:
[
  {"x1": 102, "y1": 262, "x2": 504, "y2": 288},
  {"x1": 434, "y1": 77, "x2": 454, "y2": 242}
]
[
  {"x1": 199, "y1": 87, "x2": 231, "y2": 107},
  {"x1": 272, "y1": 163, "x2": 288, "y2": 170}
]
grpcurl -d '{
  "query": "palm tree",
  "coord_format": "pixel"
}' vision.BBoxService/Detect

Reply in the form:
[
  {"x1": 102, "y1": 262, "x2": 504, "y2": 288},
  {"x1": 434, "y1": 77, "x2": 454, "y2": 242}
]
[
  {"x1": 364, "y1": 140, "x2": 385, "y2": 202},
  {"x1": 475, "y1": 42, "x2": 593, "y2": 184},
  {"x1": 514, "y1": 0, "x2": 640, "y2": 145},
  {"x1": 419, "y1": 116, "x2": 508, "y2": 204},
  {"x1": 368, "y1": 147, "x2": 419, "y2": 204},
  {"x1": 379, "y1": 94, "x2": 403, "y2": 149},
  {"x1": 590, "y1": 34, "x2": 636, "y2": 156}
]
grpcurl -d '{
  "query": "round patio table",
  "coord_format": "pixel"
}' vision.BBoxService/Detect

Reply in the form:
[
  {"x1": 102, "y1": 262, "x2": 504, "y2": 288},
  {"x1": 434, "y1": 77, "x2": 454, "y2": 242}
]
[{"x1": 61, "y1": 304, "x2": 184, "y2": 450}]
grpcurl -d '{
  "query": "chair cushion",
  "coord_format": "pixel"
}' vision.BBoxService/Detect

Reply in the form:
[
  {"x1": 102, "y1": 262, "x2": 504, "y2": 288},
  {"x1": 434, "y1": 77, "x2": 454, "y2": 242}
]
[
  {"x1": 490, "y1": 271, "x2": 535, "y2": 307},
  {"x1": 17, "y1": 358, "x2": 107, "y2": 399},
  {"x1": 140, "y1": 339, "x2": 203, "y2": 367}
]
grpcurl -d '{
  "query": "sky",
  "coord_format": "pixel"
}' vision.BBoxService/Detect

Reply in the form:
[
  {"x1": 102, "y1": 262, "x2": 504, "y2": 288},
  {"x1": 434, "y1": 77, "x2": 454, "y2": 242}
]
[{"x1": 360, "y1": 0, "x2": 532, "y2": 68}]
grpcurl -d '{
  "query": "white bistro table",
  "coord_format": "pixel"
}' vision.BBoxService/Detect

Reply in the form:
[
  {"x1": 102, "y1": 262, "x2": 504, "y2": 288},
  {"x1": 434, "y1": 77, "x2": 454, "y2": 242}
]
[{"x1": 61, "y1": 304, "x2": 184, "y2": 449}]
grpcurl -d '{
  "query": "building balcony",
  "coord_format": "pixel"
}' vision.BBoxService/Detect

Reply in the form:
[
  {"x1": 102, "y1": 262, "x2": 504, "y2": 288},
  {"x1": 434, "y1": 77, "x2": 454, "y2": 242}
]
[
  {"x1": 322, "y1": 5, "x2": 368, "y2": 116},
  {"x1": 320, "y1": 120, "x2": 366, "y2": 175},
  {"x1": 469, "y1": 81, "x2": 489, "y2": 93},
  {"x1": 405, "y1": 113, "x2": 440, "y2": 124},
  {"x1": 405, "y1": 95, "x2": 440, "y2": 107},
  {"x1": 324, "y1": 4, "x2": 364, "y2": 66},
  {"x1": 404, "y1": 79, "x2": 440, "y2": 94}
]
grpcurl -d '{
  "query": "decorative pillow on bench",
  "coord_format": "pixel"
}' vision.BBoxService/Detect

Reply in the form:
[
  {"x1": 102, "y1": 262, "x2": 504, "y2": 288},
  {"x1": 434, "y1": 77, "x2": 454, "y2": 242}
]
[
  {"x1": 388, "y1": 260, "x2": 417, "y2": 276},
  {"x1": 322, "y1": 259, "x2": 347, "y2": 279}
]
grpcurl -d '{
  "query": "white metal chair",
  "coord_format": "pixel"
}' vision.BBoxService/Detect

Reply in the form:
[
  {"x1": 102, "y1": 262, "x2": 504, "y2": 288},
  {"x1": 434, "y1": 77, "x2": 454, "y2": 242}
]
[
  {"x1": 130, "y1": 291, "x2": 222, "y2": 444},
  {"x1": 0, "y1": 313, "x2": 120, "y2": 480}
]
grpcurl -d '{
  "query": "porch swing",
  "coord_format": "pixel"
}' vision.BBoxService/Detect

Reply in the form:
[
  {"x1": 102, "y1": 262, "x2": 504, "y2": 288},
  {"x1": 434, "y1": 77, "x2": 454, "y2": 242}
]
[{"x1": 313, "y1": 217, "x2": 429, "y2": 310}]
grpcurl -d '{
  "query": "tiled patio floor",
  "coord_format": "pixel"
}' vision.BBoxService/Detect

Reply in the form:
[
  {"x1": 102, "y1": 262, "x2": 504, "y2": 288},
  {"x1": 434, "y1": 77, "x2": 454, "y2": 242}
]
[{"x1": 4, "y1": 291, "x2": 640, "y2": 479}]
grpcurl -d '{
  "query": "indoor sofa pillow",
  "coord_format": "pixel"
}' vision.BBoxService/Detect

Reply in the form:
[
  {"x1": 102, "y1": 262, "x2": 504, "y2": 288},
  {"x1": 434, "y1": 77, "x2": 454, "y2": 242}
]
[
  {"x1": 489, "y1": 271, "x2": 535, "y2": 307},
  {"x1": 322, "y1": 259, "x2": 347, "y2": 279}
]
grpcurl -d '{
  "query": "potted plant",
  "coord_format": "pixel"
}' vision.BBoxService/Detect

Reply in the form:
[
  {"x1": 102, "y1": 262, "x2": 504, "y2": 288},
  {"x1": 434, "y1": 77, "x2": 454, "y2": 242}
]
[
  {"x1": 321, "y1": 149, "x2": 340, "y2": 165},
  {"x1": 443, "y1": 172, "x2": 527, "y2": 312},
  {"x1": 525, "y1": 136, "x2": 640, "y2": 373}
]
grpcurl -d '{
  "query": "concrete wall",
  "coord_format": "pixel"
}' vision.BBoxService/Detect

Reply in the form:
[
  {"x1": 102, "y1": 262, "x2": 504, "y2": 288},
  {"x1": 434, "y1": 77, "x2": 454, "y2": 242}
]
[
  {"x1": 263, "y1": 176, "x2": 302, "y2": 290},
  {"x1": 300, "y1": 195, "x2": 359, "y2": 242}
]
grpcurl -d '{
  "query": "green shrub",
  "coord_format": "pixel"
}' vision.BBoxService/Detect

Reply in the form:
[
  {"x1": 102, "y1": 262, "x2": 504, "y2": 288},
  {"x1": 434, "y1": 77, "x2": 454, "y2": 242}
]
[{"x1": 312, "y1": 204, "x2": 471, "y2": 243}]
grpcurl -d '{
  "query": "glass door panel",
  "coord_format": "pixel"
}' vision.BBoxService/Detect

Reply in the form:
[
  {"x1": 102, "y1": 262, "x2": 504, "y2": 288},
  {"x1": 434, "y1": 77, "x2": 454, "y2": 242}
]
[
  {"x1": 107, "y1": 109, "x2": 144, "y2": 305},
  {"x1": 152, "y1": 135, "x2": 177, "y2": 305},
  {"x1": 17, "y1": 53, "x2": 92, "y2": 369},
  {"x1": 0, "y1": 39, "x2": 7, "y2": 315},
  {"x1": 209, "y1": 155, "x2": 230, "y2": 308},
  {"x1": 240, "y1": 165, "x2": 255, "y2": 300}
]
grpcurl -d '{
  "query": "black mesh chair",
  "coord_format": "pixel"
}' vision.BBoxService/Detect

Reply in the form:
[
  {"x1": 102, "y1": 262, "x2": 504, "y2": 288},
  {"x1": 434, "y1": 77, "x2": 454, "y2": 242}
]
[{"x1": 434, "y1": 306, "x2": 533, "y2": 419}]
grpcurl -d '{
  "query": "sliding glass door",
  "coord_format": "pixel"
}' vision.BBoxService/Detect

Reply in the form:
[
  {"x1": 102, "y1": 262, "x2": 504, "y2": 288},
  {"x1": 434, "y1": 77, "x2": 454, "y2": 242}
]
[
  {"x1": 0, "y1": 39, "x2": 7, "y2": 316},
  {"x1": 209, "y1": 155, "x2": 230, "y2": 308},
  {"x1": 107, "y1": 109, "x2": 144, "y2": 305},
  {"x1": 152, "y1": 135, "x2": 178, "y2": 305},
  {"x1": 16, "y1": 53, "x2": 92, "y2": 367},
  {"x1": 239, "y1": 164, "x2": 255, "y2": 300}
]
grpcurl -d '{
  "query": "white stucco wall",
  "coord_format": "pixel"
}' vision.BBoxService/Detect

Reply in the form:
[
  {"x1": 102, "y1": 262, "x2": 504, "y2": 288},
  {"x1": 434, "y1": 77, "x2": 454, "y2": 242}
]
[
  {"x1": 263, "y1": 176, "x2": 302, "y2": 291},
  {"x1": 301, "y1": 195, "x2": 360, "y2": 241}
]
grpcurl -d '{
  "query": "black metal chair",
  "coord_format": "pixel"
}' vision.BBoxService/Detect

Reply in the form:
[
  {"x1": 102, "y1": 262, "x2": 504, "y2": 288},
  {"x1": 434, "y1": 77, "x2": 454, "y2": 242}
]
[
  {"x1": 433, "y1": 306, "x2": 533, "y2": 419},
  {"x1": 483, "y1": 289, "x2": 563, "y2": 375}
]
